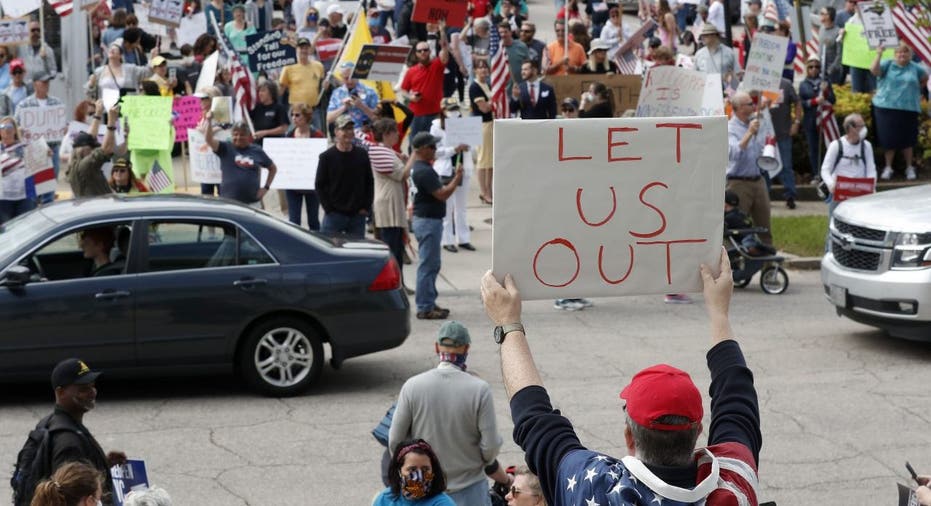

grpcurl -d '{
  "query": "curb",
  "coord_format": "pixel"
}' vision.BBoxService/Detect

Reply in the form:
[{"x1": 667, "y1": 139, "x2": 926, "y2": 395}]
[{"x1": 784, "y1": 256, "x2": 822, "y2": 270}]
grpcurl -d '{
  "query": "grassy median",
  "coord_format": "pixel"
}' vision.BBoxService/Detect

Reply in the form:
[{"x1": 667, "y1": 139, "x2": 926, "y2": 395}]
[{"x1": 771, "y1": 215, "x2": 829, "y2": 258}]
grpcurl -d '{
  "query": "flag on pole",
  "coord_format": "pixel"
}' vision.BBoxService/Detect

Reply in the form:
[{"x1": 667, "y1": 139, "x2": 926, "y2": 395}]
[
  {"x1": 489, "y1": 21, "x2": 510, "y2": 119},
  {"x1": 613, "y1": 19, "x2": 655, "y2": 76},
  {"x1": 892, "y1": 2, "x2": 931, "y2": 65},
  {"x1": 818, "y1": 88, "x2": 840, "y2": 145},
  {"x1": 335, "y1": 10, "x2": 397, "y2": 101},
  {"x1": 793, "y1": 26, "x2": 820, "y2": 75},
  {"x1": 25, "y1": 167, "x2": 56, "y2": 199},
  {"x1": 49, "y1": 0, "x2": 74, "y2": 17},
  {"x1": 210, "y1": 12, "x2": 255, "y2": 122},
  {"x1": 146, "y1": 160, "x2": 172, "y2": 193}
]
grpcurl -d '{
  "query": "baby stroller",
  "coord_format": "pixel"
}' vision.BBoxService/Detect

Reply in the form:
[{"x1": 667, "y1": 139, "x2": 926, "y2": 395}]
[{"x1": 724, "y1": 226, "x2": 789, "y2": 295}]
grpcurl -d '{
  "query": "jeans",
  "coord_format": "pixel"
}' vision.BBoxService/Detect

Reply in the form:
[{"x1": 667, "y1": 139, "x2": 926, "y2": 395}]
[
  {"x1": 803, "y1": 116, "x2": 820, "y2": 178},
  {"x1": 321, "y1": 212, "x2": 366, "y2": 238},
  {"x1": 412, "y1": 216, "x2": 443, "y2": 313},
  {"x1": 201, "y1": 183, "x2": 220, "y2": 196},
  {"x1": 676, "y1": 4, "x2": 696, "y2": 31},
  {"x1": 378, "y1": 226, "x2": 405, "y2": 284},
  {"x1": 775, "y1": 136, "x2": 797, "y2": 199},
  {"x1": 378, "y1": 9, "x2": 395, "y2": 31},
  {"x1": 447, "y1": 478, "x2": 492, "y2": 506},
  {"x1": 408, "y1": 114, "x2": 437, "y2": 152},
  {"x1": 285, "y1": 190, "x2": 320, "y2": 231},
  {"x1": 0, "y1": 198, "x2": 36, "y2": 224}
]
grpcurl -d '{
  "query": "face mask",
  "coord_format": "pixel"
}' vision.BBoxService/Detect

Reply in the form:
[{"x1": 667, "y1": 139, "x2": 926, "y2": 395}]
[
  {"x1": 96, "y1": 501, "x2": 103, "y2": 506},
  {"x1": 446, "y1": 110, "x2": 461, "y2": 119},
  {"x1": 438, "y1": 351, "x2": 467, "y2": 369},
  {"x1": 369, "y1": 18, "x2": 379, "y2": 28},
  {"x1": 858, "y1": 126, "x2": 867, "y2": 140},
  {"x1": 400, "y1": 469, "x2": 434, "y2": 500}
]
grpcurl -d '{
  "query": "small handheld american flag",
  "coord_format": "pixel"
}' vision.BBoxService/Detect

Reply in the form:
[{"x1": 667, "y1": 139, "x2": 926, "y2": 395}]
[{"x1": 146, "y1": 160, "x2": 172, "y2": 193}]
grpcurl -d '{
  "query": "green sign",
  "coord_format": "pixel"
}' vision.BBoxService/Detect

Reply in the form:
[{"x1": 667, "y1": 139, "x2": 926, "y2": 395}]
[
  {"x1": 842, "y1": 23, "x2": 895, "y2": 70},
  {"x1": 121, "y1": 95, "x2": 174, "y2": 151}
]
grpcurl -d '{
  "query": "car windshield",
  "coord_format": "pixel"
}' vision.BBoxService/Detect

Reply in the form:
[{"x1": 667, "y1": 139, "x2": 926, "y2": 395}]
[{"x1": 0, "y1": 211, "x2": 54, "y2": 264}]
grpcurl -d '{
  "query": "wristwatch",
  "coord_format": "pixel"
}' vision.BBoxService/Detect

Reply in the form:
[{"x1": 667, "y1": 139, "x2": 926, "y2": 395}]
[
  {"x1": 494, "y1": 323, "x2": 524, "y2": 344},
  {"x1": 263, "y1": 184, "x2": 271, "y2": 190}
]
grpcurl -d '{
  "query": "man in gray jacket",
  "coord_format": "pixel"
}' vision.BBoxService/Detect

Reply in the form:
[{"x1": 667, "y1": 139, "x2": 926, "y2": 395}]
[
  {"x1": 17, "y1": 20, "x2": 57, "y2": 82},
  {"x1": 389, "y1": 322, "x2": 511, "y2": 505}
]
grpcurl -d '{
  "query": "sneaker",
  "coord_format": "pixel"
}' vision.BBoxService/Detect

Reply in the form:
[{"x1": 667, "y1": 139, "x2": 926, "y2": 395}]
[
  {"x1": 575, "y1": 298, "x2": 594, "y2": 308},
  {"x1": 664, "y1": 294, "x2": 693, "y2": 304},
  {"x1": 880, "y1": 166, "x2": 894, "y2": 180},
  {"x1": 786, "y1": 197, "x2": 796, "y2": 210},
  {"x1": 553, "y1": 299, "x2": 585, "y2": 311},
  {"x1": 906, "y1": 166, "x2": 917, "y2": 180},
  {"x1": 809, "y1": 176, "x2": 821, "y2": 185},
  {"x1": 443, "y1": 245, "x2": 458, "y2": 253},
  {"x1": 416, "y1": 308, "x2": 449, "y2": 320},
  {"x1": 458, "y1": 243, "x2": 476, "y2": 251}
]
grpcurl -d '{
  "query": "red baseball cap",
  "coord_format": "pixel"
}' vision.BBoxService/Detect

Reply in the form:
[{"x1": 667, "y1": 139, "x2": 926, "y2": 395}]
[{"x1": 620, "y1": 364, "x2": 703, "y2": 431}]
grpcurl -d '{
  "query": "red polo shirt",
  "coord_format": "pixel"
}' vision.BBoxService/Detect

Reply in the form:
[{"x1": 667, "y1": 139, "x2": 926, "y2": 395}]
[{"x1": 401, "y1": 57, "x2": 445, "y2": 116}]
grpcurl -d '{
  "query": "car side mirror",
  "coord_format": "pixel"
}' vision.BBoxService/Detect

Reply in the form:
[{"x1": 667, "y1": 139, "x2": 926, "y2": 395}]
[{"x1": 0, "y1": 265, "x2": 31, "y2": 288}]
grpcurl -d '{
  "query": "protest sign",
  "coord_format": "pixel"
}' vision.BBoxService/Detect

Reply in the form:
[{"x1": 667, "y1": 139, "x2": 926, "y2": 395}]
[
  {"x1": 245, "y1": 30, "x2": 297, "y2": 73},
  {"x1": 261, "y1": 138, "x2": 328, "y2": 190},
  {"x1": 17, "y1": 104, "x2": 67, "y2": 143},
  {"x1": 148, "y1": 0, "x2": 184, "y2": 27},
  {"x1": 897, "y1": 483, "x2": 918, "y2": 506},
  {"x1": 492, "y1": 117, "x2": 726, "y2": 299},
  {"x1": 352, "y1": 44, "x2": 412, "y2": 82},
  {"x1": 857, "y1": 0, "x2": 899, "y2": 49},
  {"x1": 742, "y1": 32, "x2": 789, "y2": 93},
  {"x1": 211, "y1": 96, "x2": 232, "y2": 124},
  {"x1": 636, "y1": 66, "x2": 726, "y2": 117},
  {"x1": 24, "y1": 139, "x2": 50, "y2": 176},
  {"x1": 111, "y1": 460, "x2": 149, "y2": 506},
  {"x1": 833, "y1": 176, "x2": 875, "y2": 201},
  {"x1": 195, "y1": 51, "x2": 219, "y2": 92},
  {"x1": 101, "y1": 87, "x2": 121, "y2": 110},
  {"x1": 66, "y1": 121, "x2": 124, "y2": 147},
  {"x1": 179, "y1": 12, "x2": 206, "y2": 47},
  {"x1": 121, "y1": 95, "x2": 174, "y2": 151},
  {"x1": 545, "y1": 74, "x2": 642, "y2": 117},
  {"x1": 134, "y1": 4, "x2": 168, "y2": 37},
  {"x1": 444, "y1": 116, "x2": 483, "y2": 148},
  {"x1": 173, "y1": 96, "x2": 202, "y2": 143},
  {"x1": 841, "y1": 22, "x2": 895, "y2": 69},
  {"x1": 0, "y1": 0, "x2": 40, "y2": 18},
  {"x1": 188, "y1": 128, "x2": 227, "y2": 184},
  {"x1": 411, "y1": 0, "x2": 469, "y2": 28},
  {"x1": 0, "y1": 18, "x2": 29, "y2": 46}
]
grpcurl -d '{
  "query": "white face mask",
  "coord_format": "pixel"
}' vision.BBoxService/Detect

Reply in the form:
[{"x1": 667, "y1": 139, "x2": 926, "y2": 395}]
[
  {"x1": 96, "y1": 500, "x2": 103, "y2": 506},
  {"x1": 446, "y1": 110, "x2": 461, "y2": 119},
  {"x1": 858, "y1": 126, "x2": 867, "y2": 140}
]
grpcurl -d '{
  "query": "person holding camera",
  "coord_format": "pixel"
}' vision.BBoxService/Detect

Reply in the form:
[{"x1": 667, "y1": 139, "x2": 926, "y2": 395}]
[{"x1": 325, "y1": 61, "x2": 379, "y2": 134}]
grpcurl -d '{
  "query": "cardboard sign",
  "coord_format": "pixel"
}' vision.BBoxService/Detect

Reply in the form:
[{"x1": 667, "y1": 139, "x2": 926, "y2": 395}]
[
  {"x1": 492, "y1": 117, "x2": 726, "y2": 300},
  {"x1": 23, "y1": 139, "x2": 50, "y2": 176},
  {"x1": 637, "y1": 66, "x2": 724, "y2": 117},
  {"x1": 352, "y1": 44, "x2": 412, "y2": 82},
  {"x1": 210, "y1": 96, "x2": 232, "y2": 124},
  {"x1": 411, "y1": 0, "x2": 469, "y2": 28},
  {"x1": 148, "y1": 0, "x2": 184, "y2": 27},
  {"x1": 260, "y1": 137, "x2": 328, "y2": 190},
  {"x1": 0, "y1": 0, "x2": 40, "y2": 18},
  {"x1": 110, "y1": 460, "x2": 148, "y2": 506},
  {"x1": 545, "y1": 74, "x2": 642, "y2": 117},
  {"x1": 444, "y1": 116, "x2": 483, "y2": 147},
  {"x1": 17, "y1": 105, "x2": 67, "y2": 144},
  {"x1": 833, "y1": 176, "x2": 875, "y2": 201},
  {"x1": 858, "y1": 0, "x2": 899, "y2": 49},
  {"x1": 742, "y1": 32, "x2": 790, "y2": 93},
  {"x1": 121, "y1": 95, "x2": 174, "y2": 151},
  {"x1": 0, "y1": 17, "x2": 29, "y2": 46},
  {"x1": 134, "y1": 4, "x2": 168, "y2": 37},
  {"x1": 188, "y1": 128, "x2": 227, "y2": 184},
  {"x1": 179, "y1": 12, "x2": 206, "y2": 47},
  {"x1": 245, "y1": 30, "x2": 298, "y2": 73},
  {"x1": 172, "y1": 96, "x2": 202, "y2": 143},
  {"x1": 841, "y1": 22, "x2": 896, "y2": 69}
]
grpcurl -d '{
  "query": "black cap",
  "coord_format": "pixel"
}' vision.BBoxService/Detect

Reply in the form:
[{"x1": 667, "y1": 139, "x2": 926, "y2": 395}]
[
  {"x1": 725, "y1": 190, "x2": 740, "y2": 206},
  {"x1": 297, "y1": 37, "x2": 311, "y2": 46},
  {"x1": 51, "y1": 358, "x2": 102, "y2": 389},
  {"x1": 411, "y1": 131, "x2": 440, "y2": 149},
  {"x1": 72, "y1": 132, "x2": 100, "y2": 148}
]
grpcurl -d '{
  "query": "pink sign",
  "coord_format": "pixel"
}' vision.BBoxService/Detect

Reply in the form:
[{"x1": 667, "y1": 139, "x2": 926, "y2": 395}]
[{"x1": 173, "y1": 96, "x2": 202, "y2": 143}]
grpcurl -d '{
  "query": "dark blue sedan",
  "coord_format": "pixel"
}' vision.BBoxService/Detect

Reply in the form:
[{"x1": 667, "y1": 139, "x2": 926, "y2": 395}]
[{"x1": 0, "y1": 194, "x2": 410, "y2": 396}]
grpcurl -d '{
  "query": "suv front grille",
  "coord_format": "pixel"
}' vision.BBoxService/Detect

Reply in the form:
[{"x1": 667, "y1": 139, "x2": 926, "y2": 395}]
[
  {"x1": 834, "y1": 219, "x2": 887, "y2": 242},
  {"x1": 832, "y1": 241, "x2": 881, "y2": 271}
]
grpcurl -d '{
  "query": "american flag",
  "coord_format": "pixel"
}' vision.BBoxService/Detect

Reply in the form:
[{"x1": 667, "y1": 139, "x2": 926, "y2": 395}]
[
  {"x1": 210, "y1": 12, "x2": 255, "y2": 121},
  {"x1": 616, "y1": 51, "x2": 640, "y2": 75},
  {"x1": 0, "y1": 150, "x2": 23, "y2": 176},
  {"x1": 49, "y1": 1, "x2": 74, "y2": 17},
  {"x1": 892, "y1": 2, "x2": 931, "y2": 65},
  {"x1": 146, "y1": 160, "x2": 172, "y2": 193},
  {"x1": 793, "y1": 26, "x2": 819, "y2": 75},
  {"x1": 613, "y1": 19, "x2": 656, "y2": 76},
  {"x1": 819, "y1": 86, "x2": 841, "y2": 145},
  {"x1": 489, "y1": 22, "x2": 510, "y2": 119}
]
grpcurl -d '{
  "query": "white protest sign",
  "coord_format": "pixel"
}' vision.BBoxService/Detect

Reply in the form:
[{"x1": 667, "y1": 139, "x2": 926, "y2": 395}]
[
  {"x1": 0, "y1": 17, "x2": 29, "y2": 46},
  {"x1": 134, "y1": 4, "x2": 168, "y2": 37},
  {"x1": 701, "y1": 73, "x2": 725, "y2": 116},
  {"x1": 857, "y1": 0, "x2": 899, "y2": 49},
  {"x1": 17, "y1": 105, "x2": 67, "y2": 143},
  {"x1": 66, "y1": 120, "x2": 125, "y2": 148},
  {"x1": 742, "y1": 32, "x2": 789, "y2": 94},
  {"x1": 261, "y1": 137, "x2": 328, "y2": 190},
  {"x1": 188, "y1": 128, "x2": 226, "y2": 184},
  {"x1": 102, "y1": 87, "x2": 121, "y2": 110},
  {"x1": 195, "y1": 51, "x2": 219, "y2": 93},
  {"x1": 636, "y1": 66, "x2": 708, "y2": 117},
  {"x1": 24, "y1": 139, "x2": 50, "y2": 176},
  {"x1": 148, "y1": 0, "x2": 184, "y2": 27},
  {"x1": 492, "y1": 117, "x2": 726, "y2": 300},
  {"x1": 179, "y1": 13, "x2": 206, "y2": 47},
  {"x1": 0, "y1": 0, "x2": 40, "y2": 18},
  {"x1": 444, "y1": 116, "x2": 483, "y2": 148}
]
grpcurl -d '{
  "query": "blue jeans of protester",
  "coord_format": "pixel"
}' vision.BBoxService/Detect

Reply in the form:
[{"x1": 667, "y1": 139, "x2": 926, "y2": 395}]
[
  {"x1": 775, "y1": 137, "x2": 797, "y2": 199},
  {"x1": 676, "y1": 4, "x2": 696, "y2": 31},
  {"x1": 0, "y1": 198, "x2": 36, "y2": 224},
  {"x1": 321, "y1": 212, "x2": 366, "y2": 238},
  {"x1": 378, "y1": 9, "x2": 395, "y2": 30},
  {"x1": 285, "y1": 190, "x2": 320, "y2": 231},
  {"x1": 447, "y1": 478, "x2": 492, "y2": 506},
  {"x1": 412, "y1": 216, "x2": 443, "y2": 313},
  {"x1": 408, "y1": 114, "x2": 437, "y2": 151}
]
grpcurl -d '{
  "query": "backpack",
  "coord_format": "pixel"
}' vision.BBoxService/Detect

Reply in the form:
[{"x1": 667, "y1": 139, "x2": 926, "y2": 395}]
[
  {"x1": 10, "y1": 414, "x2": 78, "y2": 506},
  {"x1": 831, "y1": 138, "x2": 867, "y2": 173}
]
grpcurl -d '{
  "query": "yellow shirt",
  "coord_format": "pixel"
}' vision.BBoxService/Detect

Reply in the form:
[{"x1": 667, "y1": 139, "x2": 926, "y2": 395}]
[{"x1": 279, "y1": 60, "x2": 325, "y2": 107}]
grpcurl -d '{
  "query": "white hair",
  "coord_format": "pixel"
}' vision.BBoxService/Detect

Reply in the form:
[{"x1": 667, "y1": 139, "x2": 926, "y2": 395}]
[{"x1": 123, "y1": 487, "x2": 172, "y2": 506}]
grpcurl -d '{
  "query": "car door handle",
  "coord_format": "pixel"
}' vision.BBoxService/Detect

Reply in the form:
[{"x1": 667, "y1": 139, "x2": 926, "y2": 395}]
[
  {"x1": 233, "y1": 278, "x2": 268, "y2": 289},
  {"x1": 94, "y1": 290, "x2": 131, "y2": 300}
]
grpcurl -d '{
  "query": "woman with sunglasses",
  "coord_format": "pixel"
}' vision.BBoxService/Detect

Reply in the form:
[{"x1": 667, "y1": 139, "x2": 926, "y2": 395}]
[
  {"x1": 108, "y1": 156, "x2": 148, "y2": 194},
  {"x1": 0, "y1": 116, "x2": 34, "y2": 224},
  {"x1": 298, "y1": 6, "x2": 320, "y2": 40},
  {"x1": 374, "y1": 439, "x2": 454, "y2": 506},
  {"x1": 505, "y1": 466, "x2": 546, "y2": 506},
  {"x1": 284, "y1": 102, "x2": 324, "y2": 230}
]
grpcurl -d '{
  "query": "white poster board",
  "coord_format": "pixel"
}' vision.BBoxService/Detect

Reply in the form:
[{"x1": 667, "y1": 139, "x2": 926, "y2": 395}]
[
  {"x1": 17, "y1": 105, "x2": 67, "y2": 143},
  {"x1": 492, "y1": 117, "x2": 726, "y2": 300},
  {"x1": 195, "y1": 51, "x2": 219, "y2": 93},
  {"x1": 636, "y1": 66, "x2": 724, "y2": 117},
  {"x1": 148, "y1": 0, "x2": 184, "y2": 27},
  {"x1": 444, "y1": 116, "x2": 483, "y2": 148},
  {"x1": 742, "y1": 32, "x2": 789, "y2": 94},
  {"x1": 857, "y1": 1, "x2": 899, "y2": 49},
  {"x1": 24, "y1": 139, "x2": 50, "y2": 176},
  {"x1": 261, "y1": 137, "x2": 328, "y2": 190},
  {"x1": 0, "y1": 0, "x2": 40, "y2": 19},
  {"x1": 0, "y1": 17, "x2": 29, "y2": 46},
  {"x1": 188, "y1": 128, "x2": 227, "y2": 184},
  {"x1": 178, "y1": 13, "x2": 206, "y2": 47},
  {"x1": 134, "y1": 4, "x2": 168, "y2": 37}
]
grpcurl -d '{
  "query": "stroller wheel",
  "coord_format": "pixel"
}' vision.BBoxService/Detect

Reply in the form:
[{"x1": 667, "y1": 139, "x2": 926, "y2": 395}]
[
  {"x1": 734, "y1": 275, "x2": 752, "y2": 288},
  {"x1": 760, "y1": 266, "x2": 789, "y2": 295}
]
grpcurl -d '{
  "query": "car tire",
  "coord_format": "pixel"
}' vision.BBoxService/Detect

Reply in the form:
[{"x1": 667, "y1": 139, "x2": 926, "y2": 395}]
[
  {"x1": 239, "y1": 316, "x2": 323, "y2": 397},
  {"x1": 760, "y1": 266, "x2": 789, "y2": 295}
]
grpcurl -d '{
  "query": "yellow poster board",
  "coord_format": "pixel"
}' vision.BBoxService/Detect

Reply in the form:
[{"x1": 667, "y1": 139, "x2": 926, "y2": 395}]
[{"x1": 842, "y1": 23, "x2": 895, "y2": 70}]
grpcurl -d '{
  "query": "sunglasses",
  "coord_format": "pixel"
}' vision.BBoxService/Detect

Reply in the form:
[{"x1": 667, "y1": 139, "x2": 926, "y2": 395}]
[
  {"x1": 807, "y1": 65, "x2": 819, "y2": 69},
  {"x1": 112, "y1": 168, "x2": 128, "y2": 173},
  {"x1": 291, "y1": 113, "x2": 305, "y2": 117},
  {"x1": 509, "y1": 486, "x2": 537, "y2": 497},
  {"x1": 30, "y1": 28, "x2": 40, "y2": 33},
  {"x1": 0, "y1": 124, "x2": 15, "y2": 130},
  {"x1": 416, "y1": 48, "x2": 430, "y2": 52},
  {"x1": 520, "y1": 29, "x2": 532, "y2": 32}
]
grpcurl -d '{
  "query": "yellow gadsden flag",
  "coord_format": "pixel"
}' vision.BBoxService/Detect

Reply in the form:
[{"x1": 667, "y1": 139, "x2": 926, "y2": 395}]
[{"x1": 335, "y1": 10, "x2": 398, "y2": 101}]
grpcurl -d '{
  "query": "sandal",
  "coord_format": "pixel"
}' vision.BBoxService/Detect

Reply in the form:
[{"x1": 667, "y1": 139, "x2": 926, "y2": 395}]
[{"x1": 479, "y1": 195, "x2": 493, "y2": 205}]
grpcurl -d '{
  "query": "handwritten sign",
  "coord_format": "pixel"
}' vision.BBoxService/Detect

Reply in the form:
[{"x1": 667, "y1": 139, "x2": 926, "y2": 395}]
[
  {"x1": 492, "y1": 117, "x2": 726, "y2": 299},
  {"x1": 179, "y1": 12, "x2": 206, "y2": 47},
  {"x1": 110, "y1": 460, "x2": 148, "y2": 506},
  {"x1": 857, "y1": 0, "x2": 899, "y2": 49},
  {"x1": 188, "y1": 128, "x2": 226, "y2": 184},
  {"x1": 24, "y1": 139, "x2": 50, "y2": 176},
  {"x1": 261, "y1": 138, "x2": 328, "y2": 190},
  {"x1": 210, "y1": 96, "x2": 232, "y2": 124},
  {"x1": 0, "y1": 18, "x2": 29, "y2": 46},
  {"x1": 636, "y1": 66, "x2": 724, "y2": 117},
  {"x1": 444, "y1": 116, "x2": 483, "y2": 147},
  {"x1": 0, "y1": 0, "x2": 40, "y2": 19},
  {"x1": 148, "y1": 0, "x2": 184, "y2": 27},
  {"x1": 121, "y1": 95, "x2": 173, "y2": 151},
  {"x1": 841, "y1": 22, "x2": 895, "y2": 69},
  {"x1": 17, "y1": 104, "x2": 67, "y2": 143},
  {"x1": 833, "y1": 176, "x2": 875, "y2": 201},
  {"x1": 411, "y1": 0, "x2": 469, "y2": 28},
  {"x1": 172, "y1": 96, "x2": 201, "y2": 143},
  {"x1": 352, "y1": 44, "x2": 412, "y2": 82},
  {"x1": 134, "y1": 4, "x2": 168, "y2": 37},
  {"x1": 245, "y1": 30, "x2": 298, "y2": 73},
  {"x1": 546, "y1": 74, "x2": 642, "y2": 117},
  {"x1": 742, "y1": 32, "x2": 789, "y2": 94}
]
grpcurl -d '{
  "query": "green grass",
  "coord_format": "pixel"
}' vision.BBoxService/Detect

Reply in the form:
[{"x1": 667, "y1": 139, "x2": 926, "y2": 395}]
[{"x1": 771, "y1": 215, "x2": 829, "y2": 258}]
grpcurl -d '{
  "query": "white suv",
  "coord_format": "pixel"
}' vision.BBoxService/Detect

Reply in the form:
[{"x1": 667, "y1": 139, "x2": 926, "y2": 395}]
[{"x1": 821, "y1": 185, "x2": 931, "y2": 340}]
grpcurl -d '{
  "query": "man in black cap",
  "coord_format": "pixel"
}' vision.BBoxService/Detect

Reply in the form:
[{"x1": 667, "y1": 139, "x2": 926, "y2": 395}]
[
  {"x1": 66, "y1": 104, "x2": 122, "y2": 198},
  {"x1": 410, "y1": 131, "x2": 462, "y2": 320},
  {"x1": 315, "y1": 114, "x2": 373, "y2": 237}
]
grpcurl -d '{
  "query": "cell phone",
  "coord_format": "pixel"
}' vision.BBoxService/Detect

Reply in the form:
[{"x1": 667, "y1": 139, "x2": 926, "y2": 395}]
[
  {"x1": 907, "y1": 461, "x2": 920, "y2": 484},
  {"x1": 169, "y1": 67, "x2": 177, "y2": 81}
]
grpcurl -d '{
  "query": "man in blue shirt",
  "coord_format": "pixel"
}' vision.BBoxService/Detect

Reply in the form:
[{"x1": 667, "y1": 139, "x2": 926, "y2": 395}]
[
  {"x1": 326, "y1": 61, "x2": 379, "y2": 134},
  {"x1": 202, "y1": 118, "x2": 278, "y2": 206},
  {"x1": 726, "y1": 91, "x2": 771, "y2": 245}
]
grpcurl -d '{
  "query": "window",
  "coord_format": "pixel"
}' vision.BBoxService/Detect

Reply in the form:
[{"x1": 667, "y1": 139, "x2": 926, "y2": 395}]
[
  {"x1": 144, "y1": 220, "x2": 273, "y2": 272},
  {"x1": 21, "y1": 222, "x2": 133, "y2": 282}
]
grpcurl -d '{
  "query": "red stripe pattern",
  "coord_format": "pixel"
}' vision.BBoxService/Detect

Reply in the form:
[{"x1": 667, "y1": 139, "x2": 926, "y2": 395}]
[
  {"x1": 892, "y1": 3, "x2": 931, "y2": 65},
  {"x1": 490, "y1": 46, "x2": 510, "y2": 119},
  {"x1": 50, "y1": 1, "x2": 74, "y2": 17}
]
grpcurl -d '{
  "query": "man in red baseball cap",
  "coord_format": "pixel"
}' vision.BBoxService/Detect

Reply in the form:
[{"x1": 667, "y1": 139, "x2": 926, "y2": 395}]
[{"x1": 481, "y1": 249, "x2": 761, "y2": 505}]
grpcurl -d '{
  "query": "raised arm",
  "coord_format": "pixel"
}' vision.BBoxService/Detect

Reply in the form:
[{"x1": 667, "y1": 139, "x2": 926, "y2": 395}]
[
  {"x1": 101, "y1": 105, "x2": 120, "y2": 156},
  {"x1": 480, "y1": 271, "x2": 541, "y2": 399},
  {"x1": 870, "y1": 44, "x2": 884, "y2": 77},
  {"x1": 200, "y1": 113, "x2": 220, "y2": 152},
  {"x1": 438, "y1": 19, "x2": 450, "y2": 65}
]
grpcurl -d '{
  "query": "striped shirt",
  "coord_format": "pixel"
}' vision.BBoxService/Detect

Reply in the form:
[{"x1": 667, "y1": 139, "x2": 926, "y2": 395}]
[{"x1": 368, "y1": 143, "x2": 399, "y2": 174}]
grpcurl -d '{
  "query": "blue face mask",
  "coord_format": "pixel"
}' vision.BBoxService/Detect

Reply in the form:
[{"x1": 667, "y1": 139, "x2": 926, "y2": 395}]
[{"x1": 368, "y1": 18, "x2": 379, "y2": 28}]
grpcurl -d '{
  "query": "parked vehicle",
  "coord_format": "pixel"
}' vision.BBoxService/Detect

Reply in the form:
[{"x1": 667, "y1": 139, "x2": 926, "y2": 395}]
[
  {"x1": 0, "y1": 194, "x2": 410, "y2": 396},
  {"x1": 821, "y1": 185, "x2": 931, "y2": 340}
]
